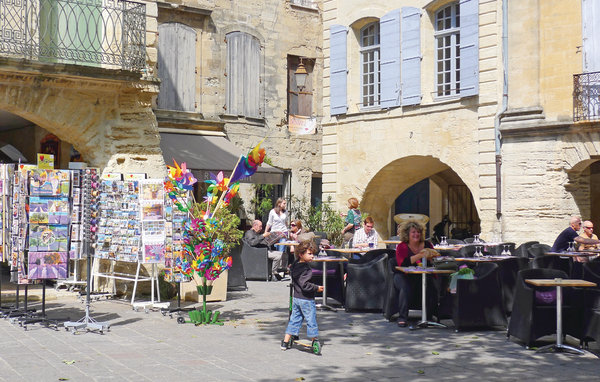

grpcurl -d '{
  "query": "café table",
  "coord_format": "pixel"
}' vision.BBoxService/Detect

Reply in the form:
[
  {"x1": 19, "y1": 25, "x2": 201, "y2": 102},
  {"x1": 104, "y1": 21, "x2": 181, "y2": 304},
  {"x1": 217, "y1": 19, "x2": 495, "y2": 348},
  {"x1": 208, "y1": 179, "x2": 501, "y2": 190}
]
[
  {"x1": 382, "y1": 240, "x2": 401, "y2": 245},
  {"x1": 525, "y1": 278, "x2": 597, "y2": 354},
  {"x1": 453, "y1": 256, "x2": 513, "y2": 262},
  {"x1": 312, "y1": 256, "x2": 348, "y2": 311},
  {"x1": 544, "y1": 251, "x2": 597, "y2": 258},
  {"x1": 396, "y1": 265, "x2": 454, "y2": 329},
  {"x1": 330, "y1": 247, "x2": 367, "y2": 259}
]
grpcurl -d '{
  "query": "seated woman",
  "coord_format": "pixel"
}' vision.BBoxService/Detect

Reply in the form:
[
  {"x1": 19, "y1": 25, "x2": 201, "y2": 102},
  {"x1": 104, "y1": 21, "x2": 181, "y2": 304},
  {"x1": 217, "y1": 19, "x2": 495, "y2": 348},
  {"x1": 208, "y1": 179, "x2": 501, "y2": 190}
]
[
  {"x1": 393, "y1": 220, "x2": 440, "y2": 327},
  {"x1": 288, "y1": 220, "x2": 304, "y2": 255}
]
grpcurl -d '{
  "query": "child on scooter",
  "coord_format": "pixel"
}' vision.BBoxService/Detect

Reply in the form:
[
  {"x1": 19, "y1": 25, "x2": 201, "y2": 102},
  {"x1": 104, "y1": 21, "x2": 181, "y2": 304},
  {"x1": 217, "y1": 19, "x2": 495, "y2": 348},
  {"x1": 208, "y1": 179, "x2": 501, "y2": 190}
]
[{"x1": 281, "y1": 240, "x2": 323, "y2": 352}]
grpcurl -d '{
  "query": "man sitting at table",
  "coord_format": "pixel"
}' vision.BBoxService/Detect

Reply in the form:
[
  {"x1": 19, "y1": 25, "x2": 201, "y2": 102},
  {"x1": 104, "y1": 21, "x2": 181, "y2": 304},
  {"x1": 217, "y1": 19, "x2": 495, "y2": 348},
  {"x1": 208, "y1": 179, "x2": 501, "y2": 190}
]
[
  {"x1": 551, "y1": 216, "x2": 600, "y2": 253},
  {"x1": 576, "y1": 220, "x2": 599, "y2": 262},
  {"x1": 244, "y1": 219, "x2": 285, "y2": 280},
  {"x1": 352, "y1": 216, "x2": 378, "y2": 250}
]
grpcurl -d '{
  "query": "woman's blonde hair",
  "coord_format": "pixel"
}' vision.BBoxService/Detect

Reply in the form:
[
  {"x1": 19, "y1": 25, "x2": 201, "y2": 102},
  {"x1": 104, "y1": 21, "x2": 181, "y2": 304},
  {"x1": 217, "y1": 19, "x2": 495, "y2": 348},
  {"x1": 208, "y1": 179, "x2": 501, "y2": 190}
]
[
  {"x1": 348, "y1": 197, "x2": 359, "y2": 209},
  {"x1": 399, "y1": 220, "x2": 426, "y2": 243}
]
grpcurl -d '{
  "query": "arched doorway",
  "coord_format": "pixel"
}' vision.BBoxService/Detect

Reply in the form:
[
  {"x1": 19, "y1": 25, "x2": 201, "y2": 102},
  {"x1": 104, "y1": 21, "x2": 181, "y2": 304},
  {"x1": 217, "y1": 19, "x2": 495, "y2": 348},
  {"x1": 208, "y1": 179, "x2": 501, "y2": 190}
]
[{"x1": 360, "y1": 155, "x2": 480, "y2": 240}]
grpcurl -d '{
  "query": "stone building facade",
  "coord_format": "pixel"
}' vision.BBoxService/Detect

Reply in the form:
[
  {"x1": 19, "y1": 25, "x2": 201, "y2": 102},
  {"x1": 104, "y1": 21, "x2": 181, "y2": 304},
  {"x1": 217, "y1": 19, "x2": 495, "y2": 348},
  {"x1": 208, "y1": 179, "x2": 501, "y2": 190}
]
[
  {"x1": 154, "y1": 0, "x2": 323, "y2": 213},
  {"x1": 0, "y1": 0, "x2": 323, "y2": 215},
  {"x1": 322, "y1": 0, "x2": 600, "y2": 245}
]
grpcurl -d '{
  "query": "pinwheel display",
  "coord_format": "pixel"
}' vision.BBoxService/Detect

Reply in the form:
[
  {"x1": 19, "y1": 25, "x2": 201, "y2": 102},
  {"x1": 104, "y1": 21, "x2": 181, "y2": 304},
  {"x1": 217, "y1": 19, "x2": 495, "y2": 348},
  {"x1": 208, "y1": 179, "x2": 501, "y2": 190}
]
[{"x1": 163, "y1": 142, "x2": 267, "y2": 325}]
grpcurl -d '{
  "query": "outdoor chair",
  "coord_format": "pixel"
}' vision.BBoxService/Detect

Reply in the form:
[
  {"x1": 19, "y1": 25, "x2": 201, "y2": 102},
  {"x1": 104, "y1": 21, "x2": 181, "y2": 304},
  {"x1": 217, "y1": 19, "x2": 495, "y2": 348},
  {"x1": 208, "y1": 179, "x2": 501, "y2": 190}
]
[
  {"x1": 497, "y1": 257, "x2": 530, "y2": 315},
  {"x1": 386, "y1": 236, "x2": 400, "y2": 250},
  {"x1": 383, "y1": 257, "x2": 439, "y2": 322},
  {"x1": 514, "y1": 241, "x2": 539, "y2": 258},
  {"x1": 227, "y1": 243, "x2": 248, "y2": 291},
  {"x1": 309, "y1": 257, "x2": 345, "y2": 306},
  {"x1": 446, "y1": 239, "x2": 465, "y2": 245},
  {"x1": 452, "y1": 262, "x2": 507, "y2": 331},
  {"x1": 527, "y1": 243, "x2": 551, "y2": 258},
  {"x1": 240, "y1": 239, "x2": 272, "y2": 281},
  {"x1": 457, "y1": 244, "x2": 487, "y2": 258},
  {"x1": 345, "y1": 251, "x2": 390, "y2": 311},
  {"x1": 314, "y1": 231, "x2": 328, "y2": 240},
  {"x1": 507, "y1": 268, "x2": 583, "y2": 348},
  {"x1": 583, "y1": 261, "x2": 600, "y2": 286},
  {"x1": 530, "y1": 255, "x2": 572, "y2": 276},
  {"x1": 582, "y1": 288, "x2": 600, "y2": 347},
  {"x1": 488, "y1": 242, "x2": 516, "y2": 256}
]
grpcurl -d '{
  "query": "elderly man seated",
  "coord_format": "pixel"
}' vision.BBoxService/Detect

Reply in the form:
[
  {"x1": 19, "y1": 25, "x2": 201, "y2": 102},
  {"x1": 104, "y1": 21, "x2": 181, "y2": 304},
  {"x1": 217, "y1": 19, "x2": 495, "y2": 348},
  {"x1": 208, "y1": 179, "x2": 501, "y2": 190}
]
[{"x1": 244, "y1": 219, "x2": 285, "y2": 281}]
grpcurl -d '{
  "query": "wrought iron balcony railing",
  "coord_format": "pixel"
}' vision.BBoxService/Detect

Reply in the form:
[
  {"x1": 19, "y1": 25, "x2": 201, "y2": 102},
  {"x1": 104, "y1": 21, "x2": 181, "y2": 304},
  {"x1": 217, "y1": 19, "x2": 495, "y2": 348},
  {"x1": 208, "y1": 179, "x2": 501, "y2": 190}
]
[
  {"x1": 574, "y1": 71, "x2": 600, "y2": 122},
  {"x1": 0, "y1": 0, "x2": 146, "y2": 71}
]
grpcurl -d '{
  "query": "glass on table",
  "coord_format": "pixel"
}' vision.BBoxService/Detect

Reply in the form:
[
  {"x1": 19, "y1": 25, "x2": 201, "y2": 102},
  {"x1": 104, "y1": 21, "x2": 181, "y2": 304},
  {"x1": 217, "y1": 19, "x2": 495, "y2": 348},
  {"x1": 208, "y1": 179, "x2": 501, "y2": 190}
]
[
  {"x1": 473, "y1": 234, "x2": 480, "y2": 244},
  {"x1": 440, "y1": 236, "x2": 447, "y2": 246},
  {"x1": 501, "y1": 244, "x2": 510, "y2": 256},
  {"x1": 474, "y1": 245, "x2": 484, "y2": 257},
  {"x1": 567, "y1": 241, "x2": 576, "y2": 252}
]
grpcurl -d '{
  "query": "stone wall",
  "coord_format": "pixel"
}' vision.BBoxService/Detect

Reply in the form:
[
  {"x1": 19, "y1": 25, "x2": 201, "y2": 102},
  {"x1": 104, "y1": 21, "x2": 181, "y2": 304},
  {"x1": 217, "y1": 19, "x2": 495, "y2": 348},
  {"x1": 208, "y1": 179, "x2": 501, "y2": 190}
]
[{"x1": 321, "y1": 0, "x2": 501, "y2": 240}]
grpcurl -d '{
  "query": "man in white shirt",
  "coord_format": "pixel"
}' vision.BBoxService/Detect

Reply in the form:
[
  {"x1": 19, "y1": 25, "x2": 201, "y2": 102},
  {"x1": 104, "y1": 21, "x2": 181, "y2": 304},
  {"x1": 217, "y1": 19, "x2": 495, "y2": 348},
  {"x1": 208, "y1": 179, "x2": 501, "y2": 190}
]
[{"x1": 352, "y1": 216, "x2": 378, "y2": 250}]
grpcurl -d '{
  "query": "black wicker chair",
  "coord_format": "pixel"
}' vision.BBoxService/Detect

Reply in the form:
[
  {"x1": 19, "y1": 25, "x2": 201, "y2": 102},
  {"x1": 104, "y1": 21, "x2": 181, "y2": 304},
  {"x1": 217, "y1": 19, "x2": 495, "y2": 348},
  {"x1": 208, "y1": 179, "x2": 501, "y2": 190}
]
[
  {"x1": 530, "y1": 255, "x2": 572, "y2": 276},
  {"x1": 527, "y1": 243, "x2": 551, "y2": 258},
  {"x1": 497, "y1": 257, "x2": 530, "y2": 315},
  {"x1": 488, "y1": 242, "x2": 516, "y2": 256},
  {"x1": 227, "y1": 244, "x2": 248, "y2": 291},
  {"x1": 514, "y1": 241, "x2": 539, "y2": 258},
  {"x1": 383, "y1": 257, "x2": 439, "y2": 321},
  {"x1": 240, "y1": 239, "x2": 271, "y2": 281},
  {"x1": 583, "y1": 261, "x2": 600, "y2": 286},
  {"x1": 386, "y1": 236, "x2": 400, "y2": 251},
  {"x1": 457, "y1": 244, "x2": 487, "y2": 258},
  {"x1": 447, "y1": 239, "x2": 465, "y2": 245},
  {"x1": 451, "y1": 262, "x2": 507, "y2": 331},
  {"x1": 507, "y1": 268, "x2": 582, "y2": 348},
  {"x1": 345, "y1": 250, "x2": 391, "y2": 311}
]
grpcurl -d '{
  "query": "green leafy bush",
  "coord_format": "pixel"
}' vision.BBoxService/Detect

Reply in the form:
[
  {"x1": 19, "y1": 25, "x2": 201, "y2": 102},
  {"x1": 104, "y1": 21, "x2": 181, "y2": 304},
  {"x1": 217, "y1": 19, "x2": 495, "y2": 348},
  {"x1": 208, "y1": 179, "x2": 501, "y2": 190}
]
[{"x1": 289, "y1": 196, "x2": 346, "y2": 247}]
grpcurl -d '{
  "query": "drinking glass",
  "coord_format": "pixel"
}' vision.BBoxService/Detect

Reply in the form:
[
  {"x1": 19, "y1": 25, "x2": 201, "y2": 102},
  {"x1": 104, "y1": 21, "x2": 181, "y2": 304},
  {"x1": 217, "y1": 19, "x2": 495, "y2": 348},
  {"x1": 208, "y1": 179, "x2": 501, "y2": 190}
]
[
  {"x1": 474, "y1": 234, "x2": 480, "y2": 244},
  {"x1": 567, "y1": 241, "x2": 576, "y2": 252},
  {"x1": 501, "y1": 245, "x2": 509, "y2": 256},
  {"x1": 441, "y1": 236, "x2": 447, "y2": 246},
  {"x1": 475, "y1": 245, "x2": 483, "y2": 257}
]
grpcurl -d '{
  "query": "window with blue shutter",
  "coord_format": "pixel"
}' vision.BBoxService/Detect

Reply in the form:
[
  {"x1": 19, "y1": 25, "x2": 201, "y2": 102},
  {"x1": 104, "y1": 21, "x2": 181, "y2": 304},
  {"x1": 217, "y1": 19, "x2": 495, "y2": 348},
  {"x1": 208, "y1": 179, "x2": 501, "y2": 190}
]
[
  {"x1": 401, "y1": 7, "x2": 422, "y2": 106},
  {"x1": 582, "y1": 0, "x2": 600, "y2": 72},
  {"x1": 330, "y1": 25, "x2": 348, "y2": 115},
  {"x1": 459, "y1": 0, "x2": 479, "y2": 97},
  {"x1": 380, "y1": 9, "x2": 401, "y2": 108},
  {"x1": 435, "y1": 3, "x2": 460, "y2": 97}
]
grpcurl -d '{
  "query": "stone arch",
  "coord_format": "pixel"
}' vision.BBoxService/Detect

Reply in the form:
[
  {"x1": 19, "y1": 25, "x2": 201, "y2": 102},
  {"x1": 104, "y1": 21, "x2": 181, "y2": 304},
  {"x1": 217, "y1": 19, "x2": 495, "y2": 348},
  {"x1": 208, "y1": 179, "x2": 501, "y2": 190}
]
[
  {"x1": 359, "y1": 155, "x2": 479, "y2": 238},
  {"x1": 0, "y1": 70, "x2": 164, "y2": 177}
]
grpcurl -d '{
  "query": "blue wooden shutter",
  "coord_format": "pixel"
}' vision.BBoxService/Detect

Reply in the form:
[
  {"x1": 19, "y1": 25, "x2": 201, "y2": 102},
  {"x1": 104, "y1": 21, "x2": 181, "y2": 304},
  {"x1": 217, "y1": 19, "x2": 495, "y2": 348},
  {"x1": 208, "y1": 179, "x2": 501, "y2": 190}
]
[
  {"x1": 459, "y1": 0, "x2": 479, "y2": 97},
  {"x1": 330, "y1": 25, "x2": 347, "y2": 115},
  {"x1": 379, "y1": 9, "x2": 401, "y2": 108},
  {"x1": 582, "y1": 0, "x2": 600, "y2": 72},
  {"x1": 401, "y1": 7, "x2": 421, "y2": 106}
]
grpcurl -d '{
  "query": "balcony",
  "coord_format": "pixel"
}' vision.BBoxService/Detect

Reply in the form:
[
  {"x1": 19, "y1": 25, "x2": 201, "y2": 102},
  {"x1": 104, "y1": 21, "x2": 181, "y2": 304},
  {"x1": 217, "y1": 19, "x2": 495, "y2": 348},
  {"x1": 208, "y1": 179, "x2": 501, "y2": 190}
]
[
  {"x1": 574, "y1": 71, "x2": 600, "y2": 122},
  {"x1": 0, "y1": 0, "x2": 146, "y2": 71}
]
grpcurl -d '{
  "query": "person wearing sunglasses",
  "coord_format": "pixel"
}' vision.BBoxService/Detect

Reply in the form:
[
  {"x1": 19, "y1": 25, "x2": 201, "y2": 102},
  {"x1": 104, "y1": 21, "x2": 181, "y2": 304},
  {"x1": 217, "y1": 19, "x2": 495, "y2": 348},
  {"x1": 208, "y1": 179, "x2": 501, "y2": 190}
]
[
  {"x1": 551, "y1": 216, "x2": 600, "y2": 253},
  {"x1": 576, "y1": 220, "x2": 599, "y2": 262}
]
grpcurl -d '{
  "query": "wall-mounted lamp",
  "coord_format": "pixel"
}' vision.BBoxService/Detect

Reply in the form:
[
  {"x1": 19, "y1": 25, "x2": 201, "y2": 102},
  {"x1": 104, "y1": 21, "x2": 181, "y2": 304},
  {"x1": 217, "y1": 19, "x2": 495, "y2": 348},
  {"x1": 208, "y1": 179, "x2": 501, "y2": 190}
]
[{"x1": 294, "y1": 58, "x2": 308, "y2": 90}]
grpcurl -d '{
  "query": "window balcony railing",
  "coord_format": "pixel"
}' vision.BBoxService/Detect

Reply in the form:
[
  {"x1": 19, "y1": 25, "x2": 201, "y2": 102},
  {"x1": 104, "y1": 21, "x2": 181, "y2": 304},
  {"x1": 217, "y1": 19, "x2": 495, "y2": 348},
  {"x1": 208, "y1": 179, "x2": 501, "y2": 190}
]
[
  {"x1": 574, "y1": 71, "x2": 600, "y2": 122},
  {"x1": 0, "y1": 0, "x2": 146, "y2": 71}
]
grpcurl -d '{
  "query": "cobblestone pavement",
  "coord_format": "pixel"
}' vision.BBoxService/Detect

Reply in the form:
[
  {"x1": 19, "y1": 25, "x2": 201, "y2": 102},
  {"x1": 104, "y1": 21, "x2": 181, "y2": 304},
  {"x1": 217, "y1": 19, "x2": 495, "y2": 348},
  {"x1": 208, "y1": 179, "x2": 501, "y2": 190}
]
[{"x1": 0, "y1": 280, "x2": 598, "y2": 381}]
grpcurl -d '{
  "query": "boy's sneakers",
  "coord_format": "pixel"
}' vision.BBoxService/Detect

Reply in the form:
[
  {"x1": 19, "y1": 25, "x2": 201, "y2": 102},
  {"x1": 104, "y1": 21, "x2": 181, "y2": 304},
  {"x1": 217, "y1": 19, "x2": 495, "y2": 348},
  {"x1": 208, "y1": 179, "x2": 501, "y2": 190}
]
[{"x1": 280, "y1": 340, "x2": 292, "y2": 350}]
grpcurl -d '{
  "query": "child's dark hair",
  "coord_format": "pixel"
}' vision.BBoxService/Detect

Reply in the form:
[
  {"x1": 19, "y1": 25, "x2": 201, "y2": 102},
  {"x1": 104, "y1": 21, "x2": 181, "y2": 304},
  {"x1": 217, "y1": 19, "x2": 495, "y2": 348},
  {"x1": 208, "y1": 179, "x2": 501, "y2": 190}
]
[{"x1": 296, "y1": 240, "x2": 317, "y2": 259}]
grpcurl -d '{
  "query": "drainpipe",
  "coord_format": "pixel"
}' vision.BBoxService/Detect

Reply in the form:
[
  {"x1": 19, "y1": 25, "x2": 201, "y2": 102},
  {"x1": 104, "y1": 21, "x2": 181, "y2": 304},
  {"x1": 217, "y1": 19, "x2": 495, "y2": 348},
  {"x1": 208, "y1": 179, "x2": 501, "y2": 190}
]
[{"x1": 494, "y1": 0, "x2": 509, "y2": 219}]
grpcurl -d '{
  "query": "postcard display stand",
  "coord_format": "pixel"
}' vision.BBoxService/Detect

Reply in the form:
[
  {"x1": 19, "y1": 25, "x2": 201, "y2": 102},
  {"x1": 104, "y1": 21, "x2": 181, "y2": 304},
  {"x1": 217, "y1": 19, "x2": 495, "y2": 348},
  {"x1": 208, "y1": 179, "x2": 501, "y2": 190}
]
[
  {"x1": 64, "y1": 168, "x2": 110, "y2": 334},
  {"x1": 92, "y1": 177, "x2": 168, "y2": 310},
  {"x1": 8, "y1": 169, "x2": 73, "y2": 329}
]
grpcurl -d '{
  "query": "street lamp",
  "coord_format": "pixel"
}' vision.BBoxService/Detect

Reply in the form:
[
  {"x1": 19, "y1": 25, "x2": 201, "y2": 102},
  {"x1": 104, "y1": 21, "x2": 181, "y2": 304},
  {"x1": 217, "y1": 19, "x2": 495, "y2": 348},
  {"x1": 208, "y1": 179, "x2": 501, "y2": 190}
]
[{"x1": 294, "y1": 58, "x2": 308, "y2": 90}]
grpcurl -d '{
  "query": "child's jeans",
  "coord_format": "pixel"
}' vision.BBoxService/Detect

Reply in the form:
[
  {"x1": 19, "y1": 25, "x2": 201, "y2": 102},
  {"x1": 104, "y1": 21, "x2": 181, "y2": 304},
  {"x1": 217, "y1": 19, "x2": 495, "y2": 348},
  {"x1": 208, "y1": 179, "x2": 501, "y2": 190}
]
[{"x1": 286, "y1": 297, "x2": 319, "y2": 339}]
